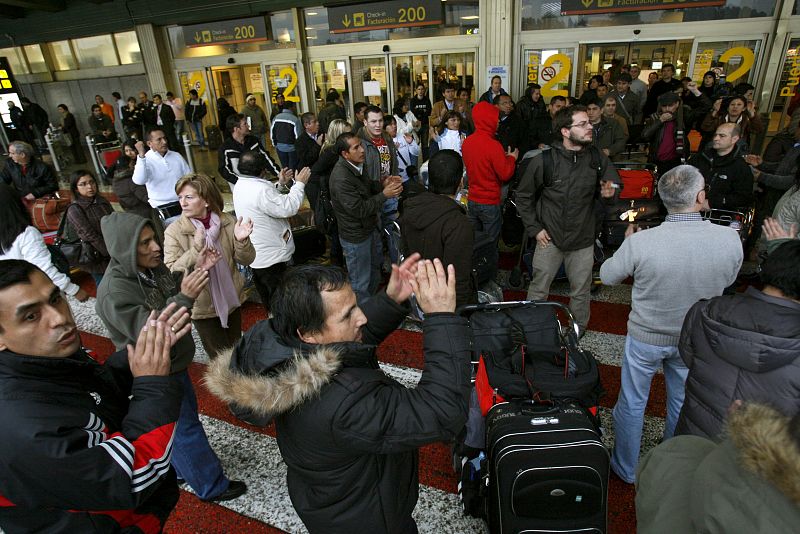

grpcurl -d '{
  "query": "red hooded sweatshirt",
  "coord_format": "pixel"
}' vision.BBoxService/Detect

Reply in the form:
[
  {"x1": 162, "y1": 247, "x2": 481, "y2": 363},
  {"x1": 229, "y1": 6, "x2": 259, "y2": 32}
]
[{"x1": 461, "y1": 101, "x2": 517, "y2": 205}]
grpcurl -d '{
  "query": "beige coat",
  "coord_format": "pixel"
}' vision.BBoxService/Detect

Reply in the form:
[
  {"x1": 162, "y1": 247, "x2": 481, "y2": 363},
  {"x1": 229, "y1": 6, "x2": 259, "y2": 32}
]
[{"x1": 164, "y1": 213, "x2": 256, "y2": 320}]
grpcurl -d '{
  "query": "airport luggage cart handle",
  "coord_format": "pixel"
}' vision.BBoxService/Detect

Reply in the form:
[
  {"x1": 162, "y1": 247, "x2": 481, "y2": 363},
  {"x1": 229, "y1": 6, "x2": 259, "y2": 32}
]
[
  {"x1": 457, "y1": 300, "x2": 581, "y2": 341},
  {"x1": 612, "y1": 161, "x2": 658, "y2": 172}
]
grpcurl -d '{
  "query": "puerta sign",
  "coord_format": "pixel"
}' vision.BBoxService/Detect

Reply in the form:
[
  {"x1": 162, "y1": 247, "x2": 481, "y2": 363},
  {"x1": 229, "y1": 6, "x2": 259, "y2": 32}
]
[
  {"x1": 183, "y1": 17, "x2": 268, "y2": 48},
  {"x1": 561, "y1": 0, "x2": 725, "y2": 15},
  {"x1": 328, "y1": 0, "x2": 443, "y2": 34}
]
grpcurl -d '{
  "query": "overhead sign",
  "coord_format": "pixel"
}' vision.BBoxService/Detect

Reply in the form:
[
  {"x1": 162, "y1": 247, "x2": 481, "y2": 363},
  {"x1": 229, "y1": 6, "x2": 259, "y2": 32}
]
[
  {"x1": 328, "y1": 0, "x2": 442, "y2": 34},
  {"x1": 0, "y1": 57, "x2": 18, "y2": 93},
  {"x1": 561, "y1": 0, "x2": 725, "y2": 15},
  {"x1": 184, "y1": 17, "x2": 268, "y2": 48}
]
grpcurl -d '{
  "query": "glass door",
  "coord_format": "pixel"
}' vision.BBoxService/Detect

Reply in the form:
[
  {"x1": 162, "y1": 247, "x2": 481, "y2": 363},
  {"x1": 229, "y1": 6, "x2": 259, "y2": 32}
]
[
  {"x1": 431, "y1": 52, "x2": 476, "y2": 103},
  {"x1": 310, "y1": 58, "x2": 351, "y2": 118},
  {"x1": 178, "y1": 69, "x2": 215, "y2": 125},
  {"x1": 263, "y1": 62, "x2": 302, "y2": 119},
  {"x1": 391, "y1": 54, "x2": 428, "y2": 104},
  {"x1": 351, "y1": 56, "x2": 389, "y2": 111}
]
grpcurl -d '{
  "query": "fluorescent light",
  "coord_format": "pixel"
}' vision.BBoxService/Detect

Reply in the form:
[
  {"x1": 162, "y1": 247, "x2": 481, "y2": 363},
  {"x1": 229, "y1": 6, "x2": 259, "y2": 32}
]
[
  {"x1": 461, "y1": 15, "x2": 479, "y2": 20},
  {"x1": 305, "y1": 27, "x2": 314, "y2": 30},
  {"x1": 307, "y1": 11, "x2": 318, "y2": 15}
]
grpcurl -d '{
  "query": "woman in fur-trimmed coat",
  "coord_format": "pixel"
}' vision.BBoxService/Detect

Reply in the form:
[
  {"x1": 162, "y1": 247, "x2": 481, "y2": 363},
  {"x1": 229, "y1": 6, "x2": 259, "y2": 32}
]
[{"x1": 636, "y1": 403, "x2": 800, "y2": 534}]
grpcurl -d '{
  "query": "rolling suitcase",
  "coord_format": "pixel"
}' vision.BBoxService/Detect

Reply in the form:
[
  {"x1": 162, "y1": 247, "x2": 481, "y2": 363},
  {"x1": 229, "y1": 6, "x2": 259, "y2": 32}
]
[
  {"x1": 472, "y1": 230, "x2": 496, "y2": 288},
  {"x1": 205, "y1": 125, "x2": 223, "y2": 150},
  {"x1": 485, "y1": 400, "x2": 609, "y2": 534}
]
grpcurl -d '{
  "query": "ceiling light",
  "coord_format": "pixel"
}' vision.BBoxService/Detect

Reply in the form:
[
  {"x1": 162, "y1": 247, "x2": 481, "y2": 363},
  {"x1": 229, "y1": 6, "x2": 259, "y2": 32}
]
[
  {"x1": 461, "y1": 15, "x2": 479, "y2": 20},
  {"x1": 307, "y1": 11, "x2": 318, "y2": 15}
]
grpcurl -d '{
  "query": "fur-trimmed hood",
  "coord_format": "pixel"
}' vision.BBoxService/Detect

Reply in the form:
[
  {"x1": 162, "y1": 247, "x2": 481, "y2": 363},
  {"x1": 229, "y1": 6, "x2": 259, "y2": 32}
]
[{"x1": 728, "y1": 403, "x2": 800, "y2": 506}]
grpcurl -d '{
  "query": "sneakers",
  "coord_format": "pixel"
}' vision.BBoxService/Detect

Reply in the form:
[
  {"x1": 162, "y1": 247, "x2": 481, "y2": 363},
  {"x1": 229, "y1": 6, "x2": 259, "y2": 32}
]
[{"x1": 203, "y1": 480, "x2": 247, "y2": 502}]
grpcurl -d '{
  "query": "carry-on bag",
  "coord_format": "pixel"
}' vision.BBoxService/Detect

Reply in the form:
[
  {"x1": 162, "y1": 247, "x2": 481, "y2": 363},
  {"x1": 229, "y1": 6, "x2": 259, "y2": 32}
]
[
  {"x1": 485, "y1": 399, "x2": 609, "y2": 534},
  {"x1": 29, "y1": 194, "x2": 70, "y2": 232}
]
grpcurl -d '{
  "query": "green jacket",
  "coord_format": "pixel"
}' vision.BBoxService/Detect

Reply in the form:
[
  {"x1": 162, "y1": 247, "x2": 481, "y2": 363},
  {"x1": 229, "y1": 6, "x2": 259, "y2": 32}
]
[
  {"x1": 96, "y1": 212, "x2": 195, "y2": 372},
  {"x1": 636, "y1": 403, "x2": 800, "y2": 534}
]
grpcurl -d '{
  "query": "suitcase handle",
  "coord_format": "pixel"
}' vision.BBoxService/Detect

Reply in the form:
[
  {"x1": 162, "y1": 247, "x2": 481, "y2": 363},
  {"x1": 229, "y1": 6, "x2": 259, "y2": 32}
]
[{"x1": 457, "y1": 300, "x2": 581, "y2": 340}]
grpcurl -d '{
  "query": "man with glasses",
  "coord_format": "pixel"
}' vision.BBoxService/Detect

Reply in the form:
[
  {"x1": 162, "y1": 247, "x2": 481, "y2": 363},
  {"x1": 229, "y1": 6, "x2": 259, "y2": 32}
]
[
  {"x1": 599, "y1": 165, "x2": 743, "y2": 484},
  {"x1": 516, "y1": 105, "x2": 619, "y2": 335}
]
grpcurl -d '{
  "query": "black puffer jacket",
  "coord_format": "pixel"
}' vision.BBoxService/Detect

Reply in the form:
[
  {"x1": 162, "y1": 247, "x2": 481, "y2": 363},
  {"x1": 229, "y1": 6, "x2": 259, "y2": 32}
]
[
  {"x1": 329, "y1": 156, "x2": 386, "y2": 243},
  {"x1": 515, "y1": 143, "x2": 619, "y2": 251},
  {"x1": 687, "y1": 145, "x2": 754, "y2": 209},
  {"x1": 675, "y1": 287, "x2": 800, "y2": 441},
  {"x1": 205, "y1": 293, "x2": 472, "y2": 534}
]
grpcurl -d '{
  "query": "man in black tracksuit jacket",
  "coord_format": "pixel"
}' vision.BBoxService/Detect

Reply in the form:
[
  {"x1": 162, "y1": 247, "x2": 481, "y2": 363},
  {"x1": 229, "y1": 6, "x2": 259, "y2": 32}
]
[
  {"x1": 218, "y1": 113, "x2": 282, "y2": 185},
  {"x1": 205, "y1": 260, "x2": 472, "y2": 534},
  {"x1": 0, "y1": 260, "x2": 187, "y2": 533}
]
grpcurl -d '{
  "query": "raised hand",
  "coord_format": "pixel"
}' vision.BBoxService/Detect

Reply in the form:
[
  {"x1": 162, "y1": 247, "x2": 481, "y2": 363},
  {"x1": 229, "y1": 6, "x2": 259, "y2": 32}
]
[
  {"x1": 154, "y1": 302, "x2": 192, "y2": 342},
  {"x1": 128, "y1": 310, "x2": 172, "y2": 377},
  {"x1": 386, "y1": 252, "x2": 421, "y2": 304},
  {"x1": 763, "y1": 217, "x2": 798, "y2": 241},
  {"x1": 180, "y1": 267, "x2": 210, "y2": 299},
  {"x1": 234, "y1": 216, "x2": 253, "y2": 242},
  {"x1": 295, "y1": 167, "x2": 311, "y2": 184},
  {"x1": 408, "y1": 259, "x2": 456, "y2": 314}
]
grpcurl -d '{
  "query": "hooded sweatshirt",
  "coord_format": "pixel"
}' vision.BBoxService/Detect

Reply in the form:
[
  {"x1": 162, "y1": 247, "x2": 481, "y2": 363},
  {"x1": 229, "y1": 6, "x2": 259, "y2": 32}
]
[
  {"x1": 461, "y1": 101, "x2": 517, "y2": 205},
  {"x1": 399, "y1": 191, "x2": 476, "y2": 308},
  {"x1": 96, "y1": 212, "x2": 195, "y2": 372}
]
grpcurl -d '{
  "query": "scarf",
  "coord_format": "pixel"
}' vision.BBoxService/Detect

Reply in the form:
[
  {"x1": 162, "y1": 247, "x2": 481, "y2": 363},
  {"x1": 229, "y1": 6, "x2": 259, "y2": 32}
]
[{"x1": 189, "y1": 212, "x2": 239, "y2": 328}]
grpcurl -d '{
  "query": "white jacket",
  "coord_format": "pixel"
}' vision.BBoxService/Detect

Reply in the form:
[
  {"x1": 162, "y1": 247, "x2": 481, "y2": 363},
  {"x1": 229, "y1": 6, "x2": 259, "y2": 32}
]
[
  {"x1": 232, "y1": 174, "x2": 306, "y2": 269},
  {"x1": 0, "y1": 226, "x2": 80, "y2": 296}
]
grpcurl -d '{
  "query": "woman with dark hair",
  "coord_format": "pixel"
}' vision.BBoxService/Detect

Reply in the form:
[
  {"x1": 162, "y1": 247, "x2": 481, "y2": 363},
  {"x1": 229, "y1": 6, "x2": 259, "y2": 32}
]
[
  {"x1": 430, "y1": 110, "x2": 466, "y2": 157},
  {"x1": 0, "y1": 183, "x2": 89, "y2": 301},
  {"x1": 121, "y1": 96, "x2": 142, "y2": 140},
  {"x1": 580, "y1": 74, "x2": 605, "y2": 105},
  {"x1": 701, "y1": 94, "x2": 764, "y2": 151},
  {"x1": 67, "y1": 170, "x2": 113, "y2": 285},
  {"x1": 700, "y1": 71, "x2": 717, "y2": 99},
  {"x1": 56, "y1": 104, "x2": 87, "y2": 164},
  {"x1": 392, "y1": 97, "x2": 420, "y2": 143},
  {"x1": 164, "y1": 173, "x2": 255, "y2": 358}
]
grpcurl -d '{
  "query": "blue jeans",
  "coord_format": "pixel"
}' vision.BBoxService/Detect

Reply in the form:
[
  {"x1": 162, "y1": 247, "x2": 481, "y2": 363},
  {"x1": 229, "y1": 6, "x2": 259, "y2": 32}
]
[
  {"x1": 467, "y1": 201, "x2": 502, "y2": 281},
  {"x1": 190, "y1": 121, "x2": 205, "y2": 147},
  {"x1": 340, "y1": 230, "x2": 381, "y2": 304},
  {"x1": 277, "y1": 149, "x2": 298, "y2": 170},
  {"x1": 172, "y1": 371, "x2": 229, "y2": 499},
  {"x1": 611, "y1": 335, "x2": 689, "y2": 483},
  {"x1": 381, "y1": 210, "x2": 399, "y2": 264}
]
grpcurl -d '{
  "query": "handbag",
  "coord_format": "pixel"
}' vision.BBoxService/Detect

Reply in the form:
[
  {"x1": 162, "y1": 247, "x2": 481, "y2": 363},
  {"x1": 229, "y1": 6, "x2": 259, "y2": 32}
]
[
  {"x1": 54, "y1": 204, "x2": 100, "y2": 268},
  {"x1": 156, "y1": 201, "x2": 182, "y2": 222},
  {"x1": 315, "y1": 177, "x2": 337, "y2": 234},
  {"x1": 397, "y1": 150, "x2": 418, "y2": 180},
  {"x1": 30, "y1": 194, "x2": 70, "y2": 232}
]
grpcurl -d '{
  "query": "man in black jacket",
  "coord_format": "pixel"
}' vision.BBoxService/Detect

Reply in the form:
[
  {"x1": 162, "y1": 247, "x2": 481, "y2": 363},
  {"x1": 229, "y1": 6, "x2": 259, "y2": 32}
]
[
  {"x1": 330, "y1": 132, "x2": 402, "y2": 303},
  {"x1": 400, "y1": 149, "x2": 475, "y2": 307},
  {"x1": 206, "y1": 258, "x2": 471, "y2": 534},
  {"x1": 295, "y1": 112, "x2": 323, "y2": 209},
  {"x1": 0, "y1": 259, "x2": 191, "y2": 533},
  {"x1": 0, "y1": 140, "x2": 58, "y2": 201},
  {"x1": 87, "y1": 104, "x2": 117, "y2": 143},
  {"x1": 495, "y1": 94, "x2": 527, "y2": 154},
  {"x1": 529, "y1": 95, "x2": 567, "y2": 149},
  {"x1": 688, "y1": 123, "x2": 754, "y2": 209},
  {"x1": 151, "y1": 95, "x2": 180, "y2": 152},
  {"x1": 218, "y1": 113, "x2": 283, "y2": 185}
]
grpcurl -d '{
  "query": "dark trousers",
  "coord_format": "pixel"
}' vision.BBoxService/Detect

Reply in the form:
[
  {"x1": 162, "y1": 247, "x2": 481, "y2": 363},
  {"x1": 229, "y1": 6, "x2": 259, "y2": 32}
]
[
  {"x1": 192, "y1": 307, "x2": 242, "y2": 360},
  {"x1": 252, "y1": 262, "x2": 288, "y2": 313},
  {"x1": 655, "y1": 157, "x2": 683, "y2": 177}
]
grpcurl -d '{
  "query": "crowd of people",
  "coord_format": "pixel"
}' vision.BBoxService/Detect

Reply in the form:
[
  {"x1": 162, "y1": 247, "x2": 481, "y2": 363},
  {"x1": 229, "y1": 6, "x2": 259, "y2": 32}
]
[{"x1": 0, "y1": 61, "x2": 798, "y2": 534}]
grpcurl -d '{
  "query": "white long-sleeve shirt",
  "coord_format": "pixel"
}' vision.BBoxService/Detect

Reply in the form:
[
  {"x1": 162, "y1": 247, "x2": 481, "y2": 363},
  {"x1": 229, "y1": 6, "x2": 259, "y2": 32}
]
[
  {"x1": 232, "y1": 174, "x2": 306, "y2": 268},
  {"x1": 0, "y1": 226, "x2": 80, "y2": 296},
  {"x1": 132, "y1": 150, "x2": 191, "y2": 207}
]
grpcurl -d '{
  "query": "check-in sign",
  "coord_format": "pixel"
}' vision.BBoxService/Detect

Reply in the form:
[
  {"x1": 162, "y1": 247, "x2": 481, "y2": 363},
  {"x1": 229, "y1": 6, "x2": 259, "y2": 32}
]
[
  {"x1": 184, "y1": 17, "x2": 268, "y2": 47},
  {"x1": 561, "y1": 0, "x2": 725, "y2": 15},
  {"x1": 328, "y1": 0, "x2": 443, "y2": 34}
]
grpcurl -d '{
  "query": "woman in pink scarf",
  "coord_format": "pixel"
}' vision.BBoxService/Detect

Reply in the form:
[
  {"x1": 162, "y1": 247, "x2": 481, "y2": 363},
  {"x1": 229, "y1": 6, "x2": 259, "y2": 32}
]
[{"x1": 164, "y1": 173, "x2": 255, "y2": 358}]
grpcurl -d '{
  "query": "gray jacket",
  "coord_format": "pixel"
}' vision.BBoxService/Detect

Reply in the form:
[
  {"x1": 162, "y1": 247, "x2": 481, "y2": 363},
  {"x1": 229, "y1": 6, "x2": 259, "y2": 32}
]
[{"x1": 359, "y1": 130, "x2": 398, "y2": 182}]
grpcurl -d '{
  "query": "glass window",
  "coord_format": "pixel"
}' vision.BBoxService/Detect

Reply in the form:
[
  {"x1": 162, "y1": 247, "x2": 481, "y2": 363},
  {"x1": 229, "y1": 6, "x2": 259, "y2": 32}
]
[
  {"x1": 351, "y1": 57, "x2": 389, "y2": 111},
  {"x1": 690, "y1": 40, "x2": 761, "y2": 87},
  {"x1": 168, "y1": 13, "x2": 294, "y2": 59},
  {"x1": 431, "y1": 52, "x2": 476, "y2": 102},
  {"x1": 311, "y1": 59, "x2": 351, "y2": 116},
  {"x1": 304, "y1": 2, "x2": 479, "y2": 46},
  {"x1": 773, "y1": 38, "x2": 800, "y2": 132},
  {"x1": 0, "y1": 47, "x2": 28, "y2": 74},
  {"x1": 522, "y1": 0, "x2": 776, "y2": 31},
  {"x1": 524, "y1": 48, "x2": 574, "y2": 101},
  {"x1": 115, "y1": 31, "x2": 141, "y2": 64},
  {"x1": 49, "y1": 40, "x2": 77, "y2": 71},
  {"x1": 392, "y1": 55, "x2": 427, "y2": 101},
  {"x1": 23, "y1": 45, "x2": 47, "y2": 73},
  {"x1": 73, "y1": 34, "x2": 118, "y2": 68}
]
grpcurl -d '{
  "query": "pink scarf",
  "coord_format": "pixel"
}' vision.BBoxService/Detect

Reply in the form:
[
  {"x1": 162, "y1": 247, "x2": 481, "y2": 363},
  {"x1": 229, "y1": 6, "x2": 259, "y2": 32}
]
[{"x1": 189, "y1": 212, "x2": 240, "y2": 328}]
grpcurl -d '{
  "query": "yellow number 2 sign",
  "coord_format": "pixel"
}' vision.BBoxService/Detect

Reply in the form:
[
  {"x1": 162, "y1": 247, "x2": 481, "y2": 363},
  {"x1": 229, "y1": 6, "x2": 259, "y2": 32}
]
[
  {"x1": 541, "y1": 53, "x2": 572, "y2": 98},
  {"x1": 719, "y1": 46, "x2": 755, "y2": 83}
]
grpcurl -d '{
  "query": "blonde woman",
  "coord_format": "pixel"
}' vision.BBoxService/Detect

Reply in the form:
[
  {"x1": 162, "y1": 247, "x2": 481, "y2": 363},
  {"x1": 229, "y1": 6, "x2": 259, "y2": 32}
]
[{"x1": 164, "y1": 173, "x2": 255, "y2": 358}]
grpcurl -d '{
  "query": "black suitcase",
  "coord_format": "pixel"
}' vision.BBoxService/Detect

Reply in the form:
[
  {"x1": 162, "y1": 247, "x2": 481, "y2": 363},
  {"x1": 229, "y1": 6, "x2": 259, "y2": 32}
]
[
  {"x1": 292, "y1": 226, "x2": 327, "y2": 264},
  {"x1": 205, "y1": 125, "x2": 223, "y2": 151},
  {"x1": 472, "y1": 230, "x2": 496, "y2": 287},
  {"x1": 485, "y1": 400, "x2": 609, "y2": 534}
]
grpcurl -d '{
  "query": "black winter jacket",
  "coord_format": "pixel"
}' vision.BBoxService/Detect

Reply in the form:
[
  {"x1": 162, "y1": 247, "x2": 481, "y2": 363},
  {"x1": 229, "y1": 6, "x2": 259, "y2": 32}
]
[
  {"x1": 218, "y1": 134, "x2": 281, "y2": 185},
  {"x1": 329, "y1": 156, "x2": 385, "y2": 243},
  {"x1": 687, "y1": 145, "x2": 755, "y2": 209},
  {"x1": 0, "y1": 348, "x2": 181, "y2": 533},
  {"x1": 0, "y1": 158, "x2": 58, "y2": 198},
  {"x1": 675, "y1": 287, "x2": 800, "y2": 441},
  {"x1": 400, "y1": 191, "x2": 476, "y2": 308},
  {"x1": 516, "y1": 143, "x2": 619, "y2": 251},
  {"x1": 205, "y1": 293, "x2": 472, "y2": 534}
]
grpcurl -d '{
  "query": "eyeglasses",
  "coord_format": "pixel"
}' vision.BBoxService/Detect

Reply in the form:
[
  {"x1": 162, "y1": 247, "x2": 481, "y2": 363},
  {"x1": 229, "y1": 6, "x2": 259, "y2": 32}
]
[{"x1": 569, "y1": 121, "x2": 592, "y2": 129}]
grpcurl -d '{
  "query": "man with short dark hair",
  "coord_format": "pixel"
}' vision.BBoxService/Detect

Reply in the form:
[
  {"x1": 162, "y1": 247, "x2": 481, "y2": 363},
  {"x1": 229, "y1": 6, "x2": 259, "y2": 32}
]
[
  {"x1": 95, "y1": 95, "x2": 115, "y2": 125},
  {"x1": 233, "y1": 151, "x2": 310, "y2": 312},
  {"x1": 479, "y1": 75, "x2": 508, "y2": 104},
  {"x1": 186, "y1": 89, "x2": 207, "y2": 149},
  {"x1": 151, "y1": 94, "x2": 179, "y2": 152},
  {"x1": 400, "y1": 149, "x2": 475, "y2": 307},
  {"x1": 516, "y1": 105, "x2": 619, "y2": 333},
  {"x1": 587, "y1": 97, "x2": 627, "y2": 159},
  {"x1": 88, "y1": 103, "x2": 117, "y2": 143},
  {"x1": 517, "y1": 83, "x2": 546, "y2": 124},
  {"x1": 430, "y1": 83, "x2": 458, "y2": 136},
  {"x1": 137, "y1": 91, "x2": 155, "y2": 130},
  {"x1": 218, "y1": 113, "x2": 282, "y2": 185},
  {"x1": 0, "y1": 259, "x2": 190, "y2": 532},
  {"x1": 608, "y1": 72, "x2": 641, "y2": 126},
  {"x1": 494, "y1": 93, "x2": 527, "y2": 153},
  {"x1": 132, "y1": 128, "x2": 191, "y2": 223},
  {"x1": 529, "y1": 95, "x2": 567, "y2": 149},
  {"x1": 97, "y1": 212, "x2": 247, "y2": 503},
  {"x1": 317, "y1": 90, "x2": 346, "y2": 135},
  {"x1": 600, "y1": 165, "x2": 742, "y2": 484},
  {"x1": 295, "y1": 112, "x2": 324, "y2": 208},
  {"x1": 330, "y1": 132, "x2": 402, "y2": 303},
  {"x1": 352, "y1": 102, "x2": 368, "y2": 135},
  {"x1": 644, "y1": 63, "x2": 682, "y2": 116},
  {"x1": 205, "y1": 257, "x2": 471, "y2": 534},
  {"x1": 688, "y1": 122, "x2": 754, "y2": 209},
  {"x1": 271, "y1": 100, "x2": 302, "y2": 170}
]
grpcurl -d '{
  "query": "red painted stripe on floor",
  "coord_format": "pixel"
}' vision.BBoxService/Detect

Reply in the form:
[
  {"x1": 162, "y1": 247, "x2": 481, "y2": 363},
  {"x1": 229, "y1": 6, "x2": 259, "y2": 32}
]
[{"x1": 164, "y1": 490, "x2": 286, "y2": 534}]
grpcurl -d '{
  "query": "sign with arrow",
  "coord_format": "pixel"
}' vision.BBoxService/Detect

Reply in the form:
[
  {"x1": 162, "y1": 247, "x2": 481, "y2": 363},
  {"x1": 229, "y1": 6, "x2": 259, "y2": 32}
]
[
  {"x1": 561, "y1": 0, "x2": 725, "y2": 15},
  {"x1": 328, "y1": 0, "x2": 443, "y2": 34},
  {"x1": 183, "y1": 17, "x2": 268, "y2": 48}
]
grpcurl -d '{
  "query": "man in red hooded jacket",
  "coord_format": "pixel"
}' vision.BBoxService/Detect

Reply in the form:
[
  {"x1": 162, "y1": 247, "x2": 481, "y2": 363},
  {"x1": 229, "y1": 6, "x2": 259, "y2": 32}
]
[{"x1": 462, "y1": 101, "x2": 519, "y2": 281}]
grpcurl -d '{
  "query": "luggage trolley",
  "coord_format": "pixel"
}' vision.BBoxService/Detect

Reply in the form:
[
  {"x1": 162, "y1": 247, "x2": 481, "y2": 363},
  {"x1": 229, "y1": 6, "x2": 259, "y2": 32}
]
[
  {"x1": 92, "y1": 140, "x2": 122, "y2": 183},
  {"x1": 702, "y1": 207, "x2": 754, "y2": 245},
  {"x1": 45, "y1": 126, "x2": 72, "y2": 170}
]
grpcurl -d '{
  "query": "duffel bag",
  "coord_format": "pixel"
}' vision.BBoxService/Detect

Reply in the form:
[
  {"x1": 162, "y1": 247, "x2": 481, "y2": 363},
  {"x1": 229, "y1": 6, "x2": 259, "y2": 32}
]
[
  {"x1": 618, "y1": 169, "x2": 655, "y2": 200},
  {"x1": 30, "y1": 195, "x2": 70, "y2": 232}
]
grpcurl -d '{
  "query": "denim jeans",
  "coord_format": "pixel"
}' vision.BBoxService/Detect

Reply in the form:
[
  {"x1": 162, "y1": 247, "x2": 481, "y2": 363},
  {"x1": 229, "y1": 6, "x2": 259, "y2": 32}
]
[
  {"x1": 172, "y1": 370, "x2": 230, "y2": 499},
  {"x1": 381, "y1": 210, "x2": 399, "y2": 264},
  {"x1": 190, "y1": 121, "x2": 205, "y2": 147},
  {"x1": 277, "y1": 149, "x2": 298, "y2": 171},
  {"x1": 611, "y1": 335, "x2": 689, "y2": 483},
  {"x1": 467, "y1": 201, "x2": 501, "y2": 282},
  {"x1": 340, "y1": 230, "x2": 381, "y2": 304}
]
